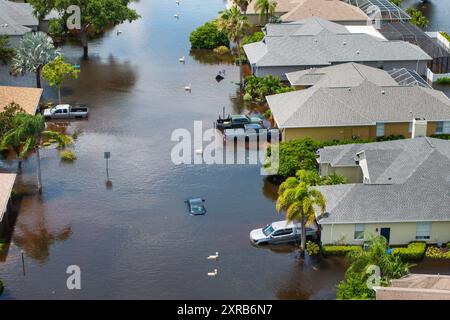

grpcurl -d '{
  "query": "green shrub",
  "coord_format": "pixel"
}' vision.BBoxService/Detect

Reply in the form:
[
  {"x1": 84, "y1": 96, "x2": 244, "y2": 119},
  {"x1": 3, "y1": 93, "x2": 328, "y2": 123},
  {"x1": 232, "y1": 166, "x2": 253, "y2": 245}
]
[
  {"x1": 322, "y1": 245, "x2": 362, "y2": 257},
  {"x1": 244, "y1": 74, "x2": 293, "y2": 102},
  {"x1": 0, "y1": 35, "x2": 15, "y2": 65},
  {"x1": 306, "y1": 241, "x2": 320, "y2": 256},
  {"x1": 48, "y1": 18, "x2": 64, "y2": 36},
  {"x1": 436, "y1": 77, "x2": 450, "y2": 85},
  {"x1": 0, "y1": 278, "x2": 3, "y2": 296},
  {"x1": 241, "y1": 31, "x2": 264, "y2": 46},
  {"x1": 406, "y1": 8, "x2": 429, "y2": 28},
  {"x1": 189, "y1": 20, "x2": 229, "y2": 49},
  {"x1": 213, "y1": 45, "x2": 230, "y2": 55},
  {"x1": 440, "y1": 31, "x2": 450, "y2": 43},
  {"x1": 431, "y1": 134, "x2": 450, "y2": 140},
  {"x1": 425, "y1": 246, "x2": 450, "y2": 259},
  {"x1": 243, "y1": 93, "x2": 252, "y2": 101},
  {"x1": 376, "y1": 134, "x2": 405, "y2": 142},
  {"x1": 60, "y1": 150, "x2": 77, "y2": 162},
  {"x1": 392, "y1": 242, "x2": 426, "y2": 261}
]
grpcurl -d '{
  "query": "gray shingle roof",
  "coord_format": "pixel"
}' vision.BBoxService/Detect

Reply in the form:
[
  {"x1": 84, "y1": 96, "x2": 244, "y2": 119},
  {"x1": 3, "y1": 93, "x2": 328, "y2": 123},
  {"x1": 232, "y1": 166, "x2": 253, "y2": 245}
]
[
  {"x1": 0, "y1": 0, "x2": 36, "y2": 36},
  {"x1": 316, "y1": 138, "x2": 450, "y2": 224},
  {"x1": 243, "y1": 17, "x2": 431, "y2": 67},
  {"x1": 286, "y1": 62, "x2": 399, "y2": 87},
  {"x1": 267, "y1": 80, "x2": 450, "y2": 128}
]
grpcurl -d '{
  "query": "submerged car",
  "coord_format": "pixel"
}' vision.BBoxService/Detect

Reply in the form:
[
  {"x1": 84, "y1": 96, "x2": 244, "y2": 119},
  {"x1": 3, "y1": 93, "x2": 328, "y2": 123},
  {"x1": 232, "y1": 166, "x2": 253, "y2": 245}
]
[
  {"x1": 216, "y1": 114, "x2": 263, "y2": 130},
  {"x1": 185, "y1": 198, "x2": 206, "y2": 215},
  {"x1": 249, "y1": 220, "x2": 317, "y2": 245}
]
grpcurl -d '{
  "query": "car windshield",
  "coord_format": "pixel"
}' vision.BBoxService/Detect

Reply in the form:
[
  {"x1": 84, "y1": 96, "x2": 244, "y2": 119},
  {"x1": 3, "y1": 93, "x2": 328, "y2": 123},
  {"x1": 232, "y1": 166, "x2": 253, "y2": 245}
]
[
  {"x1": 262, "y1": 224, "x2": 274, "y2": 236},
  {"x1": 191, "y1": 205, "x2": 203, "y2": 213}
]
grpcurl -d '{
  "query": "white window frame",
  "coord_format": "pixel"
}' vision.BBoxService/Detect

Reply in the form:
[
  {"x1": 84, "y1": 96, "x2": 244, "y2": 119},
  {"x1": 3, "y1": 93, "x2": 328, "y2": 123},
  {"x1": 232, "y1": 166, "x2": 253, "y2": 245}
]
[
  {"x1": 376, "y1": 123, "x2": 385, "y2": 137},
  {"x1": 435, "y1": 121, "x2": 450, "y2": 134},
  {"x1": 354, "y1": 224, "x2": 365, "y2": 240},
  {"x1": 416, "y1": 222, "x2": 431, "y2": 240}
]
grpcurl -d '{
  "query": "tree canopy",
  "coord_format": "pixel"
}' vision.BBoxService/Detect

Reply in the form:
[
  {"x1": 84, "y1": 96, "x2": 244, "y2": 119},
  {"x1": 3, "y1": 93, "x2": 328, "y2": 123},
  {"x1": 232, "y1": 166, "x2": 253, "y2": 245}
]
[{"x1": 42, "y1": 56, "x2": 80, "y2": 104}]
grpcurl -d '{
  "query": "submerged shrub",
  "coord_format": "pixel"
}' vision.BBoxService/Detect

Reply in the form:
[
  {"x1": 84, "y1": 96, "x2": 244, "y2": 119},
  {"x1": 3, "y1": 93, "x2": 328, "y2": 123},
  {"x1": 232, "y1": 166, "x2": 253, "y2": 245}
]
[
  {"x1": 213, "y1": 45, "x2": 230, "y2": 55},
  {"x1": 306, "y1": 241, "x2": 320, "y2": 256},
  {"x1": 392, "y1": 242, "x2": 426, "y2": 261},
  {"x1": 60, "y1": 150, "x2": 77, "y2": 162},
  {"x1": 436, "y1": 77, "x2": 450, "y2": 85},
  {"x1": 321, "y1": 245, "x2": 362, "y2": 257},
  {"x1": 189, "y1": 20, "x2": 229, "y2": 49}
]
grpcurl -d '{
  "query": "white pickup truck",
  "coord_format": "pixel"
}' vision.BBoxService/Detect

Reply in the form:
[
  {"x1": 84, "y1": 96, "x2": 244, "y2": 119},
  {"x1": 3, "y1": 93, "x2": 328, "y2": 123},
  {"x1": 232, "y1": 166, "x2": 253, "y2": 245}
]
[{"x1": 44, "y1": 104, "x2": 89, "y2": 120}]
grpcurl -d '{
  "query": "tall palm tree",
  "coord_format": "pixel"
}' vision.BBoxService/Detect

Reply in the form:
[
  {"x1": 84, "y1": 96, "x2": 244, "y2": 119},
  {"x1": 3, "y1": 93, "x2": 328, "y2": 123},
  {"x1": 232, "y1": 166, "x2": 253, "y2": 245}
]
[
  {"x1": 233, "y1": 0, "x2": 251, "y2": 14},
  {"x1": 0, "y1": 113, "x2": 72, "y2": 193},
  {"x1": 10, "y1": 32, "x2": 60, "y2": 88},
  {"x1": 217, "y1": 5, "x2": 250, "y2": 89},
  {"x1": 255, "y1": 0, "x2": 277, "y2": 25},
  {"x1": 276, "y1": 177, "x2": 326, "y2": 257}
]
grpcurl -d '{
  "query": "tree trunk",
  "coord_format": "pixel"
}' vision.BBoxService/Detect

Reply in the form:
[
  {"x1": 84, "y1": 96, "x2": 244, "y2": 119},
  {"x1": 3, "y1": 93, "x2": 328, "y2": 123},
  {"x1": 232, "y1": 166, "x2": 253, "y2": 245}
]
[
  {"x1": 81, "y1": 31, "x2": 89, "y2": 60},
  {"x1": 36, "y1": 66, "x2": 42, "y2": 88},
  {"x1": 300, "y1": 213, "x2": 306, "y2": 258},
  {"x1": 36, "y1": 147, "x2": 42, "y2": 194},
  {"x1": 57, "y1": 85, "x2": 62, "y2": 104},
  {"x1": 237, "y1": 39, "x2": 243, "y2": 89}
]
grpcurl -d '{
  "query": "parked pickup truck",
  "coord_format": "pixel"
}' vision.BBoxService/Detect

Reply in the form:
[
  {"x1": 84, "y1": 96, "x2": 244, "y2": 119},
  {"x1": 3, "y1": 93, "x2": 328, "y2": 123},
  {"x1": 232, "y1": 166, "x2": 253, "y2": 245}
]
[
  {"x1": 44, "y1": 104, "x2": 89, "y2": 120},
  {"x1": 216, "y1": 114, "x2": 263, "y2": 130},
  {"x1": 223, "y1": 124, "x2": 277, "y2": 142}
]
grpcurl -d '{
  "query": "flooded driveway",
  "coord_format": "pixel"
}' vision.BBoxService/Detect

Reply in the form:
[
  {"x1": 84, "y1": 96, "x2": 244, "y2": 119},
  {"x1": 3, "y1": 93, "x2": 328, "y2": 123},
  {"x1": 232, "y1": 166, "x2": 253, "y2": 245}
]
[{"x1": 0, "y1": 0, "x2": 449, "y2": 300}]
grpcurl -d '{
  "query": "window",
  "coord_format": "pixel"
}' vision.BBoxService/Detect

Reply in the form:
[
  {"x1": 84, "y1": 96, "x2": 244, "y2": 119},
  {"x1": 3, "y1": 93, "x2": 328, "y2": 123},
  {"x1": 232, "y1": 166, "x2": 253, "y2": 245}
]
[
  {"x1": 272, "y1": 228, "x2": 293, "y2": 237},
  {"x1": 416, "y1": 222, "x2": 431, "y2": 240},
  {"x1": 354, "y1": 224, "x2": 365, "y2": 240},
  {"x1": 435, "y1": 121, "x2": 450, "y2": 134},
  {"x1": 376, "y1": 123, "x2": 385, "y2": 137}
]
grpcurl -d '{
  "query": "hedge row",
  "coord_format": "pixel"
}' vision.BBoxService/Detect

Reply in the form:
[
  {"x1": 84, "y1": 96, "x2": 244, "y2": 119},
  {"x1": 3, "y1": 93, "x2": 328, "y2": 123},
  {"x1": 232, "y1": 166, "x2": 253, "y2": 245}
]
[
  {"x1": 392, "y1": 242, "x2": 426, "y2": 261},
  {"x1": 425, "y1": 246, "x2": 450, "y2": 259},
  {"x1": 321, "y1": 245, "x2": 362, "y2": 257}
]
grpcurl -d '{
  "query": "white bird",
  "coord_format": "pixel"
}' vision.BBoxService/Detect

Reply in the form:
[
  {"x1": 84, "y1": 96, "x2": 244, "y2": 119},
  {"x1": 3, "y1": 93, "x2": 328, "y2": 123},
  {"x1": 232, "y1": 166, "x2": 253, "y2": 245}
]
[
  {"x1": 195, "y1": 149, "x2": 203, "y2": 155},
  {"x1": 174, "y1": 13, "x2": 180, "y2": 19},
  {"x1": 116, "y1": 30, "x2": 122, "y2": 35},
  {"x1": 207, "y1": 269, "x2": 218, "y2": 277},
  {"x1": 176, "y1": 0, "x2": 180, "y2": 5},
  {"x1": 179, "y1": 56, "x2": 185, "y2": 63},
  {"x1": 185, "y1": 83, "x2": 191, "y2": 92},
  {"x1": 207, "y1": 252, "x2": 219, "y2": 260}
]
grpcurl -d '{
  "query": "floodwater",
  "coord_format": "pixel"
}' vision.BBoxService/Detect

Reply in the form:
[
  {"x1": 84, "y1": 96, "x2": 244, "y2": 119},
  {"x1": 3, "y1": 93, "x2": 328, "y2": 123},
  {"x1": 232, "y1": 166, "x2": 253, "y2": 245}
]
[{"x1": 0, "y1": 0, "x2": 450, "y2": 300}]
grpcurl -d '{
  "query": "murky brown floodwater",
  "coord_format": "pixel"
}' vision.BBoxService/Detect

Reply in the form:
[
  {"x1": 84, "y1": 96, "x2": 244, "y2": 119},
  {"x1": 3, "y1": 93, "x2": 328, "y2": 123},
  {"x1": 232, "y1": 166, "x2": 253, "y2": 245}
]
[{"x1": 1, "y1": 0, "x2": 450, "y2": 300}]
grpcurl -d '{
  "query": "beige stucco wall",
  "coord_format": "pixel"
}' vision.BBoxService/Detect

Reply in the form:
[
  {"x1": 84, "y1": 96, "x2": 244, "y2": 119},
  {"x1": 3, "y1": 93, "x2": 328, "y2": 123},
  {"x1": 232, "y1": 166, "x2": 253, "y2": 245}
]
[
  {"x1": 282, "y1": 126, "x2": 372, "y2": 142},
  {"x1": 281, "y1": 122, "x2": 442, "y2": 142},
  {"x1": 321, "y1": 222, "x2": 450, "y2": 246}
]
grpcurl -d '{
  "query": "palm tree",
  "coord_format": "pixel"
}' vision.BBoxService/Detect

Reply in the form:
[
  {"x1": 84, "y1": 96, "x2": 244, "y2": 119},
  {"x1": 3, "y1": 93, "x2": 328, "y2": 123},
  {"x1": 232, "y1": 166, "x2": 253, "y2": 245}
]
[
  {"x1": 0, "y1": 113, "x2": 72, "y2": 193},
  {"x1": 233, "y1": 0, "x2": 251, "y2": 14},
  {"x1": 217, "y1": 5, "x2": 250, "y2": 89},
  {"x1": 10, "y1": 32, "x2": 60, "y2": 88},
  {"x1": 276, "y1": 176, "x2": 326, "y2": 257},
  {"x1": 254, "y1": 0, "x2": 277, "y2": 25}
]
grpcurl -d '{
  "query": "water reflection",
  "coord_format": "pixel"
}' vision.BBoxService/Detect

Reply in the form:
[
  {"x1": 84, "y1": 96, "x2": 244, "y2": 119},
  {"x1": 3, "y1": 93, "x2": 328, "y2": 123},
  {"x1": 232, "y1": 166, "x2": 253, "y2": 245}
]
[{"x1": 189, "y1": 49, "x2": 235, "y2": 65}]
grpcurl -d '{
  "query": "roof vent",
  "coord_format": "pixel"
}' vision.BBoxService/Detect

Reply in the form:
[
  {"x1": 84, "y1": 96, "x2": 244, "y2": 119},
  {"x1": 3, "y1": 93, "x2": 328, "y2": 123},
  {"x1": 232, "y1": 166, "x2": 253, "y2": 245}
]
[
  {"x1": 348, "y1": 88, "x2": 351, "y2": 91},
  {"x1": 343, "y1": 41, "x2": 347, "y2": 45},
  {"x1": 356, "y1": 50, "x2": 360, "y2": 54},
  {"x1": 381, "y1": 90, "x2": 385, "y2": 95}
]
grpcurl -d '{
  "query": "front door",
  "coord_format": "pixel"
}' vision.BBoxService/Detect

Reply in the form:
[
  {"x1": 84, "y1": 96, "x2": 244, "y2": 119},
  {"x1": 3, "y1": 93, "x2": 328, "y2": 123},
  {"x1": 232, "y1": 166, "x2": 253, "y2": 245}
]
[{"x1": 380, "y1": 228, "x2": 391, "y2": 243}]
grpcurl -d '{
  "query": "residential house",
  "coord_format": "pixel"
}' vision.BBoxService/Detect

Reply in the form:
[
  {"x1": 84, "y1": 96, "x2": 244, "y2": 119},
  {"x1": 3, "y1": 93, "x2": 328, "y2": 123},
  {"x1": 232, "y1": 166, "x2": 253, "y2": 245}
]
[
  {"x1": 0, "y1": 173, "x2": 16, "y2": 236},
  {"x1": 243, "y1": 17, "x2": 431, "y2": 79},
  {"x1": 266, "y1": 63, "x2": 450, "y2": 142},
  {"x1": 315, "y1": 137, "x2": 450, "y2": 246},
  {"x1": 0, "y1": 86, "x2": 43, "y2": 115},
  {"x1": 0, "y1": 0, "x2": 38, "y2": 46},
  {"x1": 227, "y1": 0, "x2": 369, "y2": 25}
]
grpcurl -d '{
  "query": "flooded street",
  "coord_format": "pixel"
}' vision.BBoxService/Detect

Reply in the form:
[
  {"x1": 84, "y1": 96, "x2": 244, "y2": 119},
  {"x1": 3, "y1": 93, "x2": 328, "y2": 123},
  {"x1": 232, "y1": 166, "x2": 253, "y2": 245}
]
[{"x1": 1, "y1": 0, "x2": 450, "y2": 300}]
